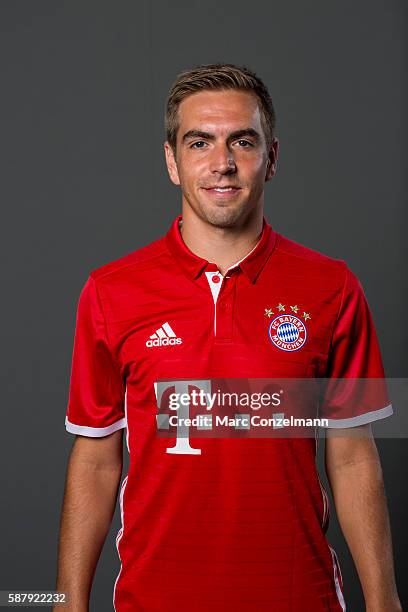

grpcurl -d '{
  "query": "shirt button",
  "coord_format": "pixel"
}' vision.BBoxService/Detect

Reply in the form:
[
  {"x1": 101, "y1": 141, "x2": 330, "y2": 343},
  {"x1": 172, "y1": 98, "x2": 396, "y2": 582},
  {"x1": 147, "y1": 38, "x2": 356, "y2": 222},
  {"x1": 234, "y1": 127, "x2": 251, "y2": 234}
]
[{"x1": 212, "y1": 275, "x2": 221, "y2": 283}]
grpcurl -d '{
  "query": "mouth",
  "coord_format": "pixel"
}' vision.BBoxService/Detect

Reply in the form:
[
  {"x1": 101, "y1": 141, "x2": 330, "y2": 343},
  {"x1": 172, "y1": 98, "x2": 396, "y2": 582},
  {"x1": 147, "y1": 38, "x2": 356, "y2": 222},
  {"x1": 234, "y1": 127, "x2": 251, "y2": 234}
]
[{"x1": 201, "y1": 186, "x2": 241, "y2": 198}]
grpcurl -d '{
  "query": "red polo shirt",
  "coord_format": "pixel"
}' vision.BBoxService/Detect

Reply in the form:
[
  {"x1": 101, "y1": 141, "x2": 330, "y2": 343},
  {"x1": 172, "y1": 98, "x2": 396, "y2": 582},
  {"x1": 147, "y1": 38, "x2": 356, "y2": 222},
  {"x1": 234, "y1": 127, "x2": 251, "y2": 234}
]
[{"x1": 65, "y1": 215, "x2": 392, "y2": 611}]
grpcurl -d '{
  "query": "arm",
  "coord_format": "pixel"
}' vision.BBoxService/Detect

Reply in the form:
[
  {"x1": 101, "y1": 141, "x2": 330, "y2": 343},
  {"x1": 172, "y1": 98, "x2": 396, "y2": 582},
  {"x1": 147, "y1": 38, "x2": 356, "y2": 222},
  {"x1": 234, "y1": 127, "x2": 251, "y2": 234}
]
[
  {"x1": 325, "y1": 425, "x2": 402, "y2": 612},
  {"x1": 54, "y1": 429, "x2": 124, "y2": 612}
]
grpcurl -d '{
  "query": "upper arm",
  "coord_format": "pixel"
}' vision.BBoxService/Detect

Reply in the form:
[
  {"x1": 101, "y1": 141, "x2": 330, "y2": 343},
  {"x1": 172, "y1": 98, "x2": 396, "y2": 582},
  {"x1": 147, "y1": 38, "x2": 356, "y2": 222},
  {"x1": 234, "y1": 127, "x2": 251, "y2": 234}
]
[
  {"x1": 324, "y1": 424, "x2": 381, "y2": 474},
  {"x1": 70, "y1": 428, "x2": 124, "y2": 471}
]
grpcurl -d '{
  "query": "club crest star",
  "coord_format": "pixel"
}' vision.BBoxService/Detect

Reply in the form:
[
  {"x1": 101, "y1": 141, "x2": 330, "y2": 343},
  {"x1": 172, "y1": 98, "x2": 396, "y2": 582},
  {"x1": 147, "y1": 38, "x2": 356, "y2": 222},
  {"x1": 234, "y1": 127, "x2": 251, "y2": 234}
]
[
  {"x1": 290, "y1": 305, "x2": 299, "y2": 313},
  {"x1": 264, "y1": 308, "x2": 274, "y2": 318},
  {"x1": 277, "y1": 303, "x2": 285, "y2": 311},
  {"x1": 303, "y1": 312, "x2": 311, "y2": 321}
]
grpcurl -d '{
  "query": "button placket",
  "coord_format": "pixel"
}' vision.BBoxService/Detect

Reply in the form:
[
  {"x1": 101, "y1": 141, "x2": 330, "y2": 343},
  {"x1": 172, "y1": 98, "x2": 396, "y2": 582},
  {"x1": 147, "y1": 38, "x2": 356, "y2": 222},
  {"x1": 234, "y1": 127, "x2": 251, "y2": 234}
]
[
  {"x1": 215, "y1": 278, "x2": 235, "y2": 339},
  {"x1": 204, "y1": 271, "x2": 223, "y2": 334},
  {"x1": 204, "y1": 268, "x2": 237, "y2": 339}
]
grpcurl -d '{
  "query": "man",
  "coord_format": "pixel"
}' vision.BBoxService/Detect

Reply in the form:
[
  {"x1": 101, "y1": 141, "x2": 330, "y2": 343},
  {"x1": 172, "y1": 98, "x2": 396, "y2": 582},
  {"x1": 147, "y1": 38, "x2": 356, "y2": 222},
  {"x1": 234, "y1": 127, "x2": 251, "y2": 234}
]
[{"x1": 55, "y1": 64, "x2": 402, "y2": 611}]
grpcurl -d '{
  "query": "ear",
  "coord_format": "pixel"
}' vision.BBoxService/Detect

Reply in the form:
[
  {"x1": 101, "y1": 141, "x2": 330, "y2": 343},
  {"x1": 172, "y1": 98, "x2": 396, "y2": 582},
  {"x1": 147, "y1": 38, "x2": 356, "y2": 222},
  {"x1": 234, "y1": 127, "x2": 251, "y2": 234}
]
[
  {"x1": 164, "y1": 141, "x2": 181, "y2": 186},
  {"x1": 265, "y1": 137, "x2": 279, "y2": 182}
]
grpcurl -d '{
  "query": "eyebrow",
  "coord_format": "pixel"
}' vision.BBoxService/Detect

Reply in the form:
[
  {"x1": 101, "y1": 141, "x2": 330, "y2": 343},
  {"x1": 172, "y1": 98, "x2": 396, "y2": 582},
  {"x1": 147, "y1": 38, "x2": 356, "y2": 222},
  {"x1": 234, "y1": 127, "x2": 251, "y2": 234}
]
[{"x1": 181, "y1": 128, "x2": 261, "y2": 145}]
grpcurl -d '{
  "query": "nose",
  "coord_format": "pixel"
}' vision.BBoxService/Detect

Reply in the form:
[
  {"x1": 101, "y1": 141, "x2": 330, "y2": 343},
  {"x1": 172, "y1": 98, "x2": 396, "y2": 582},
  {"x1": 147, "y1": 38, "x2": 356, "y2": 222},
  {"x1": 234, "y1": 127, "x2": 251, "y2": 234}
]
[{"x1": 209, "y1": 144, "x2": 237, "y2": 174}]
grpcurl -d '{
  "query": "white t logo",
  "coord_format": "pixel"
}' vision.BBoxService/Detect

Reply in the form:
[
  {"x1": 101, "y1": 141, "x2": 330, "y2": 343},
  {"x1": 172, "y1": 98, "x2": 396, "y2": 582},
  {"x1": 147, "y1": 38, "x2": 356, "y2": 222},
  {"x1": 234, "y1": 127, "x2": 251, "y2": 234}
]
[{"x1": 154, "y1": 379, "x2": 211, "y2": 455}]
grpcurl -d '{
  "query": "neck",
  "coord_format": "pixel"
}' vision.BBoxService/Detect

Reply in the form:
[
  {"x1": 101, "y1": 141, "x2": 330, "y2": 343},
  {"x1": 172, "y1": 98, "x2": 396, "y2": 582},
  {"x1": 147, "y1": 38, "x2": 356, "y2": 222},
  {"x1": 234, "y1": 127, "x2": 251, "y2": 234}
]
[{"x1": 180, "y1": 205, "x2": 264, "y2": 275}]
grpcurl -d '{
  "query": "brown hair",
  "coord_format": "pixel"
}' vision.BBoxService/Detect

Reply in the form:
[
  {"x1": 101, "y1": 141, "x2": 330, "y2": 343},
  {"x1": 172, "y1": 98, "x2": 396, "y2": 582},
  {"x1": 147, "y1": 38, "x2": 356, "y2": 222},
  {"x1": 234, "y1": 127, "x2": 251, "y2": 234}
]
[{"x1": 165, "y1": 63, "x2": 276, "y2": 153}]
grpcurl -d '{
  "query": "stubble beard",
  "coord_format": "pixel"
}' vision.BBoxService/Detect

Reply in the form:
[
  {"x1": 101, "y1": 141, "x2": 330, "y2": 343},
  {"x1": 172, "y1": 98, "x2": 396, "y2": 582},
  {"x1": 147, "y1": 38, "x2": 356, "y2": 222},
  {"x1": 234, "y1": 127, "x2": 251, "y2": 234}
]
[
  {"x1": 184, "y1": 188, "x2": 257, "y2": 229},
  {"x1": 199, "y1": 203, "x2": 247, "y2": 228}
]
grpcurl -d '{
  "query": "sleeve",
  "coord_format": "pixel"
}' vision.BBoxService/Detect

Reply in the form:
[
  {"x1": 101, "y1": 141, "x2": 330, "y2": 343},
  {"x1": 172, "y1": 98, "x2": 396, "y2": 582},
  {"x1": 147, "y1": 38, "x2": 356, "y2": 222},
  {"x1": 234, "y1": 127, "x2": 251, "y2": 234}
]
[
  {"x1": 319, "y1": 265, "x2": 393, "y2": 428},
  {"x1": 64, "y1": 275, "x2": 127, "y2": 437}
]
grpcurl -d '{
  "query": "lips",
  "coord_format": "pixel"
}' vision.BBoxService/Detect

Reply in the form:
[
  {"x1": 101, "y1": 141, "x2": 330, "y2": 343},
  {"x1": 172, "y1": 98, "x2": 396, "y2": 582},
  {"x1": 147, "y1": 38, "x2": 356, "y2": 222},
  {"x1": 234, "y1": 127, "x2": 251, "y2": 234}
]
[
  {"x1": 203, "y1": 186, "x2": 240, "y2": 191},
  {"x1": 202, "y1": 186, "x2": 241, "y2": 197}
]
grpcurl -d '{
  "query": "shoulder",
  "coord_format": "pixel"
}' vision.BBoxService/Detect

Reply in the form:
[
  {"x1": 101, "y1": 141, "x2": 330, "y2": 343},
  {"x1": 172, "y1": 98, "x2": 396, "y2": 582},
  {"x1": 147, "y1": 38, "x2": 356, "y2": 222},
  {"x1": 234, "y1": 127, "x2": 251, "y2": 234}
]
[
  {"x1": 88, "y1": 236, "x2": 168, "y2": 285},
  {"x1": 273, "y1": 233, "x2": 369, "y2": 317},
  {"x1": 274, "y1": 232, "x2": 350, "y2": 284},
  {"x1": 275, "y1": 233, "x2": 344, "y2": 268}
]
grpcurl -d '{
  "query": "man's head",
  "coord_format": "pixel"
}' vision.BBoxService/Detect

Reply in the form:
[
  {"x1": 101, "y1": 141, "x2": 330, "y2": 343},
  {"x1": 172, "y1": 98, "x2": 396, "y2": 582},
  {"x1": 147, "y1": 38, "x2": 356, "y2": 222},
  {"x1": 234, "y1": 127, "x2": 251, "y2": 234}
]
[{"x1": 164, "y1": 63, "x2": 279, "y2": 229}]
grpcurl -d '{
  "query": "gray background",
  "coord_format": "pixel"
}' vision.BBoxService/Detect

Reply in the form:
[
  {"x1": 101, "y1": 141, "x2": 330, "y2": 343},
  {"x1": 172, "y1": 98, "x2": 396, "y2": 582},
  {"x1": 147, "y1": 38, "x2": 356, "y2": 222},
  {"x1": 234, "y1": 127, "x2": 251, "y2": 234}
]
[{"x1": 0, "y1": 1, "x2": 406, "y2": 610}]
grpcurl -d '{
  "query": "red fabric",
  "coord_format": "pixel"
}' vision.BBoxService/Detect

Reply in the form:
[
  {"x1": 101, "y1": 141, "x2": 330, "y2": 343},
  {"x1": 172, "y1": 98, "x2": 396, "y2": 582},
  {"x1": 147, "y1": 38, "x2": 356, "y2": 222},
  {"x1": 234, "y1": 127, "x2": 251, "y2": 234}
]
[
  {"x1": 65, "y1": 215, "x2": 391, "y2": 611},
  {"x1": 320, "y1": 266, "x2": 390, "y2": 422},
  {"x1": 66, "y1": 275, "x2": 125, "y2": 430}
]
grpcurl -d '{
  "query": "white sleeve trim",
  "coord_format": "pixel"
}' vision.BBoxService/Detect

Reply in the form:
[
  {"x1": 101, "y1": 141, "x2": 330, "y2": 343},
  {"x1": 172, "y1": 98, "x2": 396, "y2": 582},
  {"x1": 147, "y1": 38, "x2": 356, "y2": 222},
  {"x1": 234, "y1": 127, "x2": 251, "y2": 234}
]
[
  {"x1": 323, "y1": 403, "x2": 393, "y2": 428},
  {"x1": 65, "y1": 416, "x2": 127, "y2": 437}
]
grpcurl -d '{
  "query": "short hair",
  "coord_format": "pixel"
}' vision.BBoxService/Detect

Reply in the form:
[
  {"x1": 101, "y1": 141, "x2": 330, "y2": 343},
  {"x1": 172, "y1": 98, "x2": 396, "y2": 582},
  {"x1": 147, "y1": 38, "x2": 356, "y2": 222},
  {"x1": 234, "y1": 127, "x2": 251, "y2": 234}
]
[{"x1": 165, "y1": 63, "x2": 276, "y2": 153}]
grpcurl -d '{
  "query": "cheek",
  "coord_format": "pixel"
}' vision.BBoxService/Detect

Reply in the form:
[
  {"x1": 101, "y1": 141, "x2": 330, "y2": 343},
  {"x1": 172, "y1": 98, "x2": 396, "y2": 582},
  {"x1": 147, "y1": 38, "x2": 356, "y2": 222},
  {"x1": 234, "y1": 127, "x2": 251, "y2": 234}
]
[
  {"x1": 179, "y1": 155, "x2": 206, "y2": 184},
  {"x1": 176, "y1": 166, "x2": 198, "y2": 198},
  {"x1": 240, "y1": 156, "x2": 267, "y2": 181},
  {"x1": 253, "y1": 152, "x2": 268, "y2": 170}
]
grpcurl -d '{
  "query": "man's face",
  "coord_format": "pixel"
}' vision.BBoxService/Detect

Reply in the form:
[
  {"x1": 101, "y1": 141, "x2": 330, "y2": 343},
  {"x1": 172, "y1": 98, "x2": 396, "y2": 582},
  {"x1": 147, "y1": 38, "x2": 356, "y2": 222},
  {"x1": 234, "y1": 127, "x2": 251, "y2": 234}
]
[{"x1": 164, "y1": 89, "x2": 279, "y2": 228}]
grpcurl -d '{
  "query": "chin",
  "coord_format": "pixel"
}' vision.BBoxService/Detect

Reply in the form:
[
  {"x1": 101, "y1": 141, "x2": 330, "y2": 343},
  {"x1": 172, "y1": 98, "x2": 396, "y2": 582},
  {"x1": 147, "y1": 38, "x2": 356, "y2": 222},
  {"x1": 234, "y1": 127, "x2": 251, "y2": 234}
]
[{"x1": 199, "y1": 204, "x2": 249, "y2": 228}]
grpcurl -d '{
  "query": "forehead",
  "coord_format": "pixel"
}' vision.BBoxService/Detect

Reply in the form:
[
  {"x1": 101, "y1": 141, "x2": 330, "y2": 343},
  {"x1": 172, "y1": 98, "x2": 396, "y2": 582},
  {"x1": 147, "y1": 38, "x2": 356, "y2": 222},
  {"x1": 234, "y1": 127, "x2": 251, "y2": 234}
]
[{"x1": 177, "y1": 89, "x2": 262, "y2": 134}]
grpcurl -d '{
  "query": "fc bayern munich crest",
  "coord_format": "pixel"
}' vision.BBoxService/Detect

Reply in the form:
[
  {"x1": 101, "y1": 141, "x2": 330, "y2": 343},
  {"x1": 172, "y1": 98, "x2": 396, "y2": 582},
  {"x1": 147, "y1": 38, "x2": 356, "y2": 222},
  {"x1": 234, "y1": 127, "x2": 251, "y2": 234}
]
[
  {"x1": 264, "y1": 304, "x2": 311, "y2": 352},
  {"x1": 268, "y1": 314, "x2": 307, "y2": 351}
]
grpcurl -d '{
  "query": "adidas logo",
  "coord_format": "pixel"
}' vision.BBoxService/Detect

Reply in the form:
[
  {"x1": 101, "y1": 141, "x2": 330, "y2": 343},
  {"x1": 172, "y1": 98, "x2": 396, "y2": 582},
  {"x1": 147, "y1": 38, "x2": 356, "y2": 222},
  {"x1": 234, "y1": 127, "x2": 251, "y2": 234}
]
[{"x1": 146, "y1": 322, "x2": 182, "y2": 348}]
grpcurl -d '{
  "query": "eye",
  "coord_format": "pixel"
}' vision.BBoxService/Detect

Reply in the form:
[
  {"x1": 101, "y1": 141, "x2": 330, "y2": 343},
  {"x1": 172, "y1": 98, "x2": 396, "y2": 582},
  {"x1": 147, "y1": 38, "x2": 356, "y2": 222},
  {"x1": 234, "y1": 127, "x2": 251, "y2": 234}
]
[
  {"x1": 236, "y1": 140, "x2": 253, "y2": 147},
  {"x1": 190, "y1": 141, "x2": 207, "y2": 149}
]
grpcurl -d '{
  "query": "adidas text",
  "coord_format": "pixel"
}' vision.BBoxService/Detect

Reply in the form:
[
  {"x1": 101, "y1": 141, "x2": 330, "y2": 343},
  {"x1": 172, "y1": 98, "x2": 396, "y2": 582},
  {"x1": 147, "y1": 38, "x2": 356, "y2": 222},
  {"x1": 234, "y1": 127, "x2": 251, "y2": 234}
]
[{"x1": 146, "y1": 337, "x2": 182, "y2": 347}]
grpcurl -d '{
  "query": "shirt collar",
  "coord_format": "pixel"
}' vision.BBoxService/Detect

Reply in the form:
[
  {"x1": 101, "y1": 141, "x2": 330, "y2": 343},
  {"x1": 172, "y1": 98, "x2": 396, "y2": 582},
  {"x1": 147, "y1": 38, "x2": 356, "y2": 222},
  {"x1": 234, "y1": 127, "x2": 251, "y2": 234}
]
[{"x1": 164, "y1": 214, "x2": 277, "y2": 283}]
